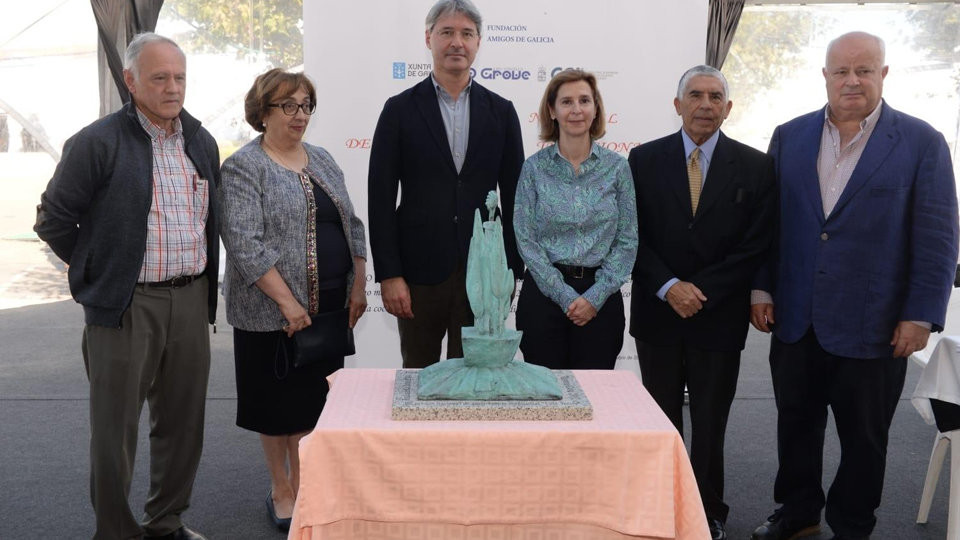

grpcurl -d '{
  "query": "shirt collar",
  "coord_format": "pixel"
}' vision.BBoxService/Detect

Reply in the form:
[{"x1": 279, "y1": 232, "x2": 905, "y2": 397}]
[
  {"x1": 135, "y1": 107, "x2": 182, "y2": 140},
  {"x1": 548, "y1": 141, "x2": 601, "y2": 162},
  {"x1": 431, "y1": 73, "x2": 472, "y2": 99},
  {"x1": 680, "y1": 128, "x2": 720, "y2": 163},
  {"x1": 824, "y1": 100, "x2": 883, "y2": 132}
]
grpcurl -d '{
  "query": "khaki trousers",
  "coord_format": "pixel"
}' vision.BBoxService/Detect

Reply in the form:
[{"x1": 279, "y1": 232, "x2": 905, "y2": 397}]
[
  {"x1": 82, "y1": 276, "x2": 210, "y2": 540},
  {"x1": 397, "y1": 266, "x2": 471, "y2": 369}
]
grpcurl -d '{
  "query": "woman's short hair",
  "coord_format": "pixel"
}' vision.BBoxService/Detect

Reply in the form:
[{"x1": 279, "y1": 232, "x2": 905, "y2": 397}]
[
  {"x1": 244, "y1": 68, "x2": 317, "y2": 132},
  {"x1": 538, "y1": 69, "x2": 606, "y2": 142}
]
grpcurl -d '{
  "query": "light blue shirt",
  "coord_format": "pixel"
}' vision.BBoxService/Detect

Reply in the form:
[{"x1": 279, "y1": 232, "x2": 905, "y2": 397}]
[
  {"x1": 514, "y1": 142, "x2": 638, "y2": 310},
  {"x1": 656, "y1": 128, "x2": 722, "y2": 300},
  {"x1": 432, "y1": 73, "x2": 471, "y2": 173}
]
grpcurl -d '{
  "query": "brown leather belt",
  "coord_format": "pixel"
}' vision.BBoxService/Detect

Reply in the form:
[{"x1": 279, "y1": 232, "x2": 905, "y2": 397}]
[{"x1": 553, "y1": 263, "x2": 598, "y2": 280}]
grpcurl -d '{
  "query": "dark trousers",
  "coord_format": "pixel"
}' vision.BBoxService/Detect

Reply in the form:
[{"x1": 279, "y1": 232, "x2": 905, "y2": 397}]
[
  {"x1": 770, "y1": 330, "x2": 906, "y2": 537},
  {"x1": 636, "y1": 340, "x2": 740, "y2": 522},
  {"x1": 515, "y1": 270, "x2": 624, "y2": 370},
  {"x1": 398, "y1": 265, "x2": 472, "y2": 369},
  {"x1": 82, "y1": 276, "x2": 210, "y2": 540}
]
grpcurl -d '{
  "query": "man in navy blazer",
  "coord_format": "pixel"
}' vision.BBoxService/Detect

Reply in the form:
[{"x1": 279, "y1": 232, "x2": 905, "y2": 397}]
[
  {"x1": 368, "y1": 0, "x2": 524, "y2": 368},
  {"x1": 751, "y1": 32, "x2": 959, "y2": 540}
]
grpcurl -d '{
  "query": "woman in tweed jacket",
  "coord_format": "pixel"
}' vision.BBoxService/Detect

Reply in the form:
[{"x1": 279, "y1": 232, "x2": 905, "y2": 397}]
[{"x1": 219, "y1": 69, "x2": 366, "y2": 531}]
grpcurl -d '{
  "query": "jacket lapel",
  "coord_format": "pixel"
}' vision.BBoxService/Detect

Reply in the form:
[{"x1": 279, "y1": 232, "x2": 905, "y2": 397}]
[
  {"x1": 693, "y1": 131, "x2": 734, "y2": 219},
  {"x1": 796, "y1": 109, "x2": 827, "y2": 225},
  {"x1": 829, "y1": 102, "x2": 899, "y2": 218},
  {"x1": 462, "y1": 82, "x2": 489, "y2": 174},
  {"x1": 665, "y1": 131, "x2": 694, "y2": 219},
  {"x1": 413, "y1": 77, "x2": 458, "y2": 174}
]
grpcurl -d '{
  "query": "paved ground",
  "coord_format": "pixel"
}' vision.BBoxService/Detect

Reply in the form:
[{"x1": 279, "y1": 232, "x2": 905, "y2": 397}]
[{"x1": 0, "y1": 152, "x2": 955, "y2": 539}]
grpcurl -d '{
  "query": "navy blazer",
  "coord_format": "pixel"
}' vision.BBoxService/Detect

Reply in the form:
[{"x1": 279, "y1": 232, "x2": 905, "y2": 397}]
[
  {"x1": 367, "y1": 77, "x2": 524, "y2": 286},
  {"x1": 761, "y1": 101, "x2": 959, "y2": 358},
  {"x1": 629, "y1": 130, "x2": 776, "y2": 352}
]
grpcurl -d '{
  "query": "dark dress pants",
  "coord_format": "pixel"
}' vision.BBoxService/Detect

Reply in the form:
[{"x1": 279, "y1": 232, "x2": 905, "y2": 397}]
[
  {"x1": 397, "y1": 265, "x2": 472, "y2": 369},
  {"x1": 770, "y1": 330, "x2": 906, "y2": 537},
  {"x1": 516, "y1": 270, "x2": 624, "y2": 370},
  {"x1": 82, "y1": 277, "x2": 210, "y2": 540},
  {"x1": 636, "y1": 340, "x2": 740, "y2": 523}
]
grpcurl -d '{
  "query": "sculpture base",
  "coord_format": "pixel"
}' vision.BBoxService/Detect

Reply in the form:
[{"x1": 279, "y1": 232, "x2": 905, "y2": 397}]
[
  {"x1": 394, "y1": 369, "x2": 592, "y2": 421},
  {"x1": 418, "y1": 356, "x2": 563, "y2": 400}
]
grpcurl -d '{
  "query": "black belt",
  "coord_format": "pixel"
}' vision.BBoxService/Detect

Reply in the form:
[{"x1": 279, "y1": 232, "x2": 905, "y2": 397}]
[
  {"x1": 553, "y1": 263, "x2": 598, "y2": 280},
  {"x1": 140, "y1": 274, "x2": 202, "y2": 288}
]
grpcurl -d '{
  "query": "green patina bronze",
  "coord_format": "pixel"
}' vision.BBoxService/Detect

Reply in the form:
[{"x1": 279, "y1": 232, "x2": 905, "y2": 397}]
[{"x1": 417, "y1": 192, "x2": 563, "y2": 401}]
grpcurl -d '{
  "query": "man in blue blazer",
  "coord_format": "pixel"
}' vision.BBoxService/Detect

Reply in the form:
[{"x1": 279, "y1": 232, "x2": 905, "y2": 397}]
[
  {"x1": 750, "y1": 32, "x2": 959, "y2": 540},
  {"x1": 368, "y1": 0, "x2": 524, "y2": 368}
]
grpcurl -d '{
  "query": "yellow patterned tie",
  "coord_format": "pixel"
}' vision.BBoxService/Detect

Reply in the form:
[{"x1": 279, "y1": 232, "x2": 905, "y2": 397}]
[{"x1": 687, "y1": 147, "x2": 702, "y2": 214}]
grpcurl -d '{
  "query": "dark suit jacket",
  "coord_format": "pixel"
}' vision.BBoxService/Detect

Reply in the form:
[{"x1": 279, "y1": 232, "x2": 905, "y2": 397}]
[
  {"x1": 758, "y1": 101, "x2": 959, "y2": 359},
  {"x1": 629, "y1": 130, "x2": 776, "y2": 352},
  {"x1": 368, "y1": 77, "x2": 524, "y2": 286}
]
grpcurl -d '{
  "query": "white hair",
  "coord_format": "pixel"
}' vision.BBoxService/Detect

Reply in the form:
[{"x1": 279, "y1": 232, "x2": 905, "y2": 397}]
[{"x1": 123, "y1": 33, "x2": 185, "y2": 80}]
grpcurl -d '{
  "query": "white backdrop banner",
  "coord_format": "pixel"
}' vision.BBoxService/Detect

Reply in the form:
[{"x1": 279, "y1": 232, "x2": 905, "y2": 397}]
[{"x1": 303, "y1": 0, "x2": 708, "y2": 371}]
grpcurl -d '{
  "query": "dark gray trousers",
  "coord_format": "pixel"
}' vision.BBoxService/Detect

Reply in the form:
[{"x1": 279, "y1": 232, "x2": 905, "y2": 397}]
[
  {"x1": 82, "y1": 277, "x2": 210, "y2": 540},
  {"x1": 397, "y1": 266, "x2": 471, "y2": 369}
]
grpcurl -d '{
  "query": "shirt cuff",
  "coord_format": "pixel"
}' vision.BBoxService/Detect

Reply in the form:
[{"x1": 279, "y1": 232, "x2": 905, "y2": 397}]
[
  {"x1": 909, "y1": 320, "x2": 933, "y2": 330},
  {"x1": 751, "y1": 290, "x2": 773, "y2": 305},
  {"x1": 657, "y1": 278, "x2": 679, "y2": 301}
]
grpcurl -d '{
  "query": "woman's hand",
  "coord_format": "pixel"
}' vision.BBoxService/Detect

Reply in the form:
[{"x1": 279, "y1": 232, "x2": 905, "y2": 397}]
[
  {"x1": 349, "y1": 257, "x2": 368, "y2": 328},
  {"x1": 279, "y1": 299, "x2": 311, "y2": 338},
  {"x1": 566, "y1": 296, "x2": 597, "y2": 326},
  {"x1": 348, "y1": 277, "x2": 367, "y2": 328}
]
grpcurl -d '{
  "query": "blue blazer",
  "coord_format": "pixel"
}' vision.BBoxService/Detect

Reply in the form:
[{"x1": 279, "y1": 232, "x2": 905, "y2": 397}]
[{"x1": 760, "y1": 101, "x2": 958, "y2": 358}]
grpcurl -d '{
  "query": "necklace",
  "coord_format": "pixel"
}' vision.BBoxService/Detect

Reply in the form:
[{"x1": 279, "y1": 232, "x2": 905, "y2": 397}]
[{"x1": 262, "y1": 138, "x2": 307, "y2": 173}]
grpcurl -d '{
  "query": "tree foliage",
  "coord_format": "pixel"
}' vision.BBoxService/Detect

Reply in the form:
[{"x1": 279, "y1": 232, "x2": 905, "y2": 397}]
[
  {"x1": 723, "y1": 9, "x2": 826, "y2": 122},
  {"x1": 906, "y1": 4, "x2": 960, "y2": 65},
  {"x1": 160, "y1": 0, "x2": 303, "y2": 69}
]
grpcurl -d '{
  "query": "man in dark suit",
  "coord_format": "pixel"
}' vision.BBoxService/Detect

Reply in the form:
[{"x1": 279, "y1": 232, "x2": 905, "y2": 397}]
[
  {"x1": 750, "y1": 32, "x2": 959, "y2": 540},
  {"x1": 368, "y1": 0, "x2": 524, "y2": 368},
  {"x1": 630, "y1": 65, "x2": 777, "y2": 540},
  {"x1": 628, "y1": 65, "x2": 776, "y2": 540}
]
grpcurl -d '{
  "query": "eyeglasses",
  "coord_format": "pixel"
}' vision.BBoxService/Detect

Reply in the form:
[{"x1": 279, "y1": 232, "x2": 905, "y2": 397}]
[{"x1": 268, "y1": 102, "x2": 316, "y2": 116}]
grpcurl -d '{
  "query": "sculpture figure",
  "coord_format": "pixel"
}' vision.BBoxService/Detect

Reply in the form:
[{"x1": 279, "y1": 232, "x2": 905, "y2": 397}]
[{"x1": 418, "y1": 191, "x2": 563, "y2": 400}]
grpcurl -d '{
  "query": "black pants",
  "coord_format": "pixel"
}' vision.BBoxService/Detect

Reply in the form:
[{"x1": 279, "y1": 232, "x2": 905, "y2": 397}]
[
  {"x1": 636, "y1": 340, "x2": 740, "y2": 522},
  {"x1": 515, "y1": 270, "x2": 624, "y2": 370},
  {"x1": 770, "y1": 330, "x2": 906, "y2": 537}
]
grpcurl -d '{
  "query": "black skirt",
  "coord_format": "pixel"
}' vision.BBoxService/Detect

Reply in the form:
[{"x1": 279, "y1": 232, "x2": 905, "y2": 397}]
[{"x1": 234, "y1": 286, "x2": 347, "y2": 435}]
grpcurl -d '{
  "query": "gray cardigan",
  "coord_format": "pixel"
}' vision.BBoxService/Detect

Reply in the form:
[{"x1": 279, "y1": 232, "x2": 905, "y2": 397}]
[{"x1": 219, "y1": 137, "x2": 366, "y2": 331}]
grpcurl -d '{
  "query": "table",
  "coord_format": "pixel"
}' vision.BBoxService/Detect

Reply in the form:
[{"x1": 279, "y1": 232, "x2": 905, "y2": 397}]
[{"x1": 288, "y1": 369, "x2": 709, "y2": 540}]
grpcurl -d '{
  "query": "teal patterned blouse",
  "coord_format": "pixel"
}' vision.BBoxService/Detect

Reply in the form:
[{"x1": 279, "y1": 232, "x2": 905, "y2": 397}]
[{"x1": 514, "y1": 142, "x2": 638, "y2": 310}]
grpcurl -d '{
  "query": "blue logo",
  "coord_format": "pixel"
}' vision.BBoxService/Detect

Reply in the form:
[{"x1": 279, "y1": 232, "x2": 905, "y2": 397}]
[{"x1": 392, "y1": 62, "x2": 406, "y2": 79}]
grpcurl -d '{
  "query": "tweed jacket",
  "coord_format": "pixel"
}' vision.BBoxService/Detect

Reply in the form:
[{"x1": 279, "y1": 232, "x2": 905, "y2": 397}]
[{"x1": 220, "y1": 137, "x2": 367, "y2": 331}]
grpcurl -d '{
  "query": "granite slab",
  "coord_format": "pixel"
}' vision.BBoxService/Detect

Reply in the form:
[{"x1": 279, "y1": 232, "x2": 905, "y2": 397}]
[{"x1": 391, "y1": 369, "x2": 593, "y2": 421}]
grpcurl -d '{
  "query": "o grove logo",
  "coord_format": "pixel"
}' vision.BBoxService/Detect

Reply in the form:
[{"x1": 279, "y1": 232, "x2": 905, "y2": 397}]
[{"x1": 470, "y1": 67, "x2": 532, "y2": 81}]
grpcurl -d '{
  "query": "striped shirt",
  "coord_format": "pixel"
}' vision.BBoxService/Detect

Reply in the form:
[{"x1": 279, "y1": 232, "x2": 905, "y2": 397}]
[
  {"x1": 136, "y1": 109, "x2": 208, "y2": 282},
  {"x1": 817, "y1": 102, "x2": 882, "y2": 217}
]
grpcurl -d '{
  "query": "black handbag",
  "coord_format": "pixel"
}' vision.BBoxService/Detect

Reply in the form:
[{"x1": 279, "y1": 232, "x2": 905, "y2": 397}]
[{"x1": 275, "y1": 308, "x2": 355, "y2": 377}]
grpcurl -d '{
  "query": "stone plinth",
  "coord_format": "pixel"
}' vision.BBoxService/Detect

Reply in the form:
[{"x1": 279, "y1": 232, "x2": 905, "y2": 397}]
[{"x1": 393, "y1": 369, "x2": 592, "y2": 421}]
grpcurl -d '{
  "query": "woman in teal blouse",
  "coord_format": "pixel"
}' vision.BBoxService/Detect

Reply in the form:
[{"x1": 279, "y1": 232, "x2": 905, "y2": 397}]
[{"x1": 513, "y1": 69, "x2": 638, "y2": 369}]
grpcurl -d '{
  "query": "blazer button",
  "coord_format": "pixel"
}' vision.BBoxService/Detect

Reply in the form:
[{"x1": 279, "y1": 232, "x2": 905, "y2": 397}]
[
  {"x1": 688, "y1": 223, "x2": 694, "y2": 230},
  {"x1": 820, "y1": 232, "x2": 829, "y2": 241},
  {"x1": 454, "y1": 216, "x2": 458, "y2": 223}
]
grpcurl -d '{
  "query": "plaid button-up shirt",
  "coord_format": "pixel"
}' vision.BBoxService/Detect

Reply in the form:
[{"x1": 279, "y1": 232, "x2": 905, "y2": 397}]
[{"x1": 136, "y1": 109, "x2": 209, "y2": 283}]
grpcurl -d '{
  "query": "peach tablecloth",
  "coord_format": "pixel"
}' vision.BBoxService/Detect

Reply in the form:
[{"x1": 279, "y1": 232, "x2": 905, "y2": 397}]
[{"x1": 289, "y1": 369, "x2": 709, "y2": 540}]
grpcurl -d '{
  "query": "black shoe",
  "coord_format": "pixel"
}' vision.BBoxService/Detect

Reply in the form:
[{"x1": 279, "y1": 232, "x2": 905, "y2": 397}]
[
  {"x1": 751, "y1": 508, "x2": 821, "y2": 540},
  {"x1": 266, "y1": 492, "x2": 292, "y2": 532},
  {"x1": 144, "y1": 527, "x2": 207, "y2": 540},
  {"x1": 708, "y1": 518, "x2": 727, "y2": 540},
  {"x1": 829, "y1": 535, "x2": 869, "y2": 540}
]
